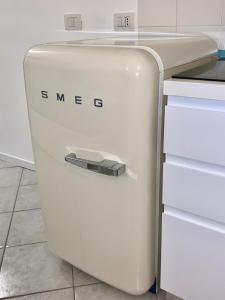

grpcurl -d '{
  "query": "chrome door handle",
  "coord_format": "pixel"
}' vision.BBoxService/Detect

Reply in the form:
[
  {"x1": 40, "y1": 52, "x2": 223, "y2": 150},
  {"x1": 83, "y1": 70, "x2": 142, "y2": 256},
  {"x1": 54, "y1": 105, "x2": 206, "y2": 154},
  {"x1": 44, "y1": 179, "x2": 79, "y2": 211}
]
[{"x1": 65, "y1": 153, "x2": 126, "y2": 177}]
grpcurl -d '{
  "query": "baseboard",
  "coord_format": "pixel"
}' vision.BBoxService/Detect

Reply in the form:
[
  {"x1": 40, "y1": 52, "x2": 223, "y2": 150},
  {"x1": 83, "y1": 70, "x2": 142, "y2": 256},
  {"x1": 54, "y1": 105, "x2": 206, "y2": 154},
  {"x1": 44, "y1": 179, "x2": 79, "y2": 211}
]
[{"x1": 0, "y1": 152, "x2": 35, "y2": 170}]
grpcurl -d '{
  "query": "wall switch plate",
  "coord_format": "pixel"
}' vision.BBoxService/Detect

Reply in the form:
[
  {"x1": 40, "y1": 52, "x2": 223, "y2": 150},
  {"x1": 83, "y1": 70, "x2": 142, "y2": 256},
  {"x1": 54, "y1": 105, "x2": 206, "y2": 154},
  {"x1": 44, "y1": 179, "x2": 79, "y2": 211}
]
[
  {"x1": 114, "y1": 13, "x2": 135, "y2": 31},
  {"x1": 64, "y1": 14, "x2": 82, "y2": 31}
]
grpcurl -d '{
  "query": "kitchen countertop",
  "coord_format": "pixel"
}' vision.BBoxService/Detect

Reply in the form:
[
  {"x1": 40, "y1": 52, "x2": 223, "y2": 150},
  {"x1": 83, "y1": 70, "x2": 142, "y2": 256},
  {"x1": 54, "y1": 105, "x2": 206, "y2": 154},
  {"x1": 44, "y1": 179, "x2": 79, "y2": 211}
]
[
  {"x1": 164, "y1": 60, "x2": 225, "y2": 101},
  {"x1": 173, "y1": 61, "x2": 225, "y2": 82}
]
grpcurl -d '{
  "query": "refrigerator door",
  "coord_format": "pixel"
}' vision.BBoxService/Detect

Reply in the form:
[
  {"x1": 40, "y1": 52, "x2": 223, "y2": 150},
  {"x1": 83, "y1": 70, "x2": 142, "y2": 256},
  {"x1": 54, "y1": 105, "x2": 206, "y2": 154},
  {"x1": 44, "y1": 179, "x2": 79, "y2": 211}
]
[{"x1": 24, "y1": 45, "x2": 159, "y2": 295}]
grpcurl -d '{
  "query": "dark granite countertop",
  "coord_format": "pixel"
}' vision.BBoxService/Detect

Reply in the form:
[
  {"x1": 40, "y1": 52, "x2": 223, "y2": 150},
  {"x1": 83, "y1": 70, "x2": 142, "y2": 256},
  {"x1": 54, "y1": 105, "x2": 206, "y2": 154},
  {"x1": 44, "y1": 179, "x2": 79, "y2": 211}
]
[{"x1": 173, "y1": 60, "x2": 225, "y2": 82}]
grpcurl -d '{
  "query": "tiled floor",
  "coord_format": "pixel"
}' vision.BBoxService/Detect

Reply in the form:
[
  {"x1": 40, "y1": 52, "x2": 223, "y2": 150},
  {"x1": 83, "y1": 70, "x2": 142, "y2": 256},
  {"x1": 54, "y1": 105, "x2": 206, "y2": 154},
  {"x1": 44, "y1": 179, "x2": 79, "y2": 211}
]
[{"x1": 0, "y1": 159, "x2": 180, "y2": 300}]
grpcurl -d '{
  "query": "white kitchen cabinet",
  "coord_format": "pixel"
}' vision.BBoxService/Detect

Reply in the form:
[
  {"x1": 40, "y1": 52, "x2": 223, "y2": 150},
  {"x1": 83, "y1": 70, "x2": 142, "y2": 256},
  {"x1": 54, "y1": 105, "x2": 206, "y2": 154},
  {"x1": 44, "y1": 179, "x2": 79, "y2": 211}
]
[
  {"x1": 161, "y1": 81, "x2": 225, "y2": 300},
  {"x1": 164, "y1": 104, "x2": 225, "y2": 166},
  {"x1": 161, "y1": 212, "x2": 225, "y2": 300},
  {"x1": 163, "y1": 162, "x2": 225, "y2": 223}
]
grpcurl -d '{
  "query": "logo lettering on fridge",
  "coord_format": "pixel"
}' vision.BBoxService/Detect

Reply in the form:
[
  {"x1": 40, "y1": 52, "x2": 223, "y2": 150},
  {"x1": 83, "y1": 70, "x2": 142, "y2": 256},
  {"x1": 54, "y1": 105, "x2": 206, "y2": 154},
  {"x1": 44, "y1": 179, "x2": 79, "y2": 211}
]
[{"x1": 41, "y1": 91, "x2": 103, "y2": 108}]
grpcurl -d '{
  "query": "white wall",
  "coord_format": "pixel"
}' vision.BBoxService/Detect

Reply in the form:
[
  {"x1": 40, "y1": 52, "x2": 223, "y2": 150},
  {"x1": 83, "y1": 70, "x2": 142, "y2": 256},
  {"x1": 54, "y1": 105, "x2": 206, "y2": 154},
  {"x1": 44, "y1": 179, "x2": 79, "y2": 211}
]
[
  {"x1": 0, "y1": 0, "x2": 137, "y2": 169},
  {"x1": 138, "y1": 0, "x2": 225, "y2": 47}
]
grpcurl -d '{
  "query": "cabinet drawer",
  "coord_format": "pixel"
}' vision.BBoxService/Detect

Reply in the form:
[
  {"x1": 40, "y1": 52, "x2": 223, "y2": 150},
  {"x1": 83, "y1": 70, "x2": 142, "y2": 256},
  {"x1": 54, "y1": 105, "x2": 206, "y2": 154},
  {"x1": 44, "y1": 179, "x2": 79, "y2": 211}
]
[
  {"x1": 163, "y1": 162, "x2": 225, "y2": 223},
  {"x1": 164, "y1": 105, "x2": 225, "y2": 166},
  {"x1": 161, "y1": 213, "x2": 225, "y2": 300}
]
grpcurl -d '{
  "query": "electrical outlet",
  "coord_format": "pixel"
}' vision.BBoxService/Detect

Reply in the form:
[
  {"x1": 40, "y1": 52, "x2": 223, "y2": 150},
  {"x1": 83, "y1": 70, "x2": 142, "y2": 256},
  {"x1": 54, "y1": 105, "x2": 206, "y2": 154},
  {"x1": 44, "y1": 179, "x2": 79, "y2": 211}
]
[
  {"x1": 64, "y1": 14, "x2": 82, "y2": 31},
  {"x1": 114, "y1": 13, "x2": 135, "y2": 31}
]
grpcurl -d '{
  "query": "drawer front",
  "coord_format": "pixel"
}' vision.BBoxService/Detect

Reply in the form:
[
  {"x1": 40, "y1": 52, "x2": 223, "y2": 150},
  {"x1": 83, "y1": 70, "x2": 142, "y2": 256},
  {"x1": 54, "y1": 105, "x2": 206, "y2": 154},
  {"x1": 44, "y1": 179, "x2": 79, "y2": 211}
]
[
  {"x1": 161, "y1": 213, "x2": 225, "y2": 300},
  {"x1": 164, "y1": 105, "x2": 225, "y2": 166},
  {"x1": 163, "y1": 162, "x2": 225, "y2": 223}
]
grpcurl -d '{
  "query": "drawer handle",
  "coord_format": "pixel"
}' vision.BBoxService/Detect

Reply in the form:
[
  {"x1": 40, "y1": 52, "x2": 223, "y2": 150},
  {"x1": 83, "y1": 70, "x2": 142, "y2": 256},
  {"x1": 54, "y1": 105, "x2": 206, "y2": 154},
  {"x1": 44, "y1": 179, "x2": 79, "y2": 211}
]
[{"x1": 65, "y1": 153, "x2": 126, "y2": 177}]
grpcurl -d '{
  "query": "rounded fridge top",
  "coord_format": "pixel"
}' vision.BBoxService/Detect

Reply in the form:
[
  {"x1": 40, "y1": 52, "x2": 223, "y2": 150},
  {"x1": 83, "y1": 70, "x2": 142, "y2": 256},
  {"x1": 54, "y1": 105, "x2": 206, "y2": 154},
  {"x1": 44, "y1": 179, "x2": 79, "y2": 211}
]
[{"x1": 47, "y1": 33, "x2": 218, "y2": 72}]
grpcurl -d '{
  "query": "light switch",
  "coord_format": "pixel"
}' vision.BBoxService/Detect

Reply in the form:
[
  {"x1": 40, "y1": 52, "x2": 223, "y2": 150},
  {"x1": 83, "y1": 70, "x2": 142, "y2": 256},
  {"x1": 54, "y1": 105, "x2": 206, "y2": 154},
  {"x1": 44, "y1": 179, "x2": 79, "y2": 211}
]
[
  {"x1": 64, "y1": 14, "x2": 82, "y2": 31},
  {"x1": 114, "y1": 13, "x2": 135, "y2": 31}
]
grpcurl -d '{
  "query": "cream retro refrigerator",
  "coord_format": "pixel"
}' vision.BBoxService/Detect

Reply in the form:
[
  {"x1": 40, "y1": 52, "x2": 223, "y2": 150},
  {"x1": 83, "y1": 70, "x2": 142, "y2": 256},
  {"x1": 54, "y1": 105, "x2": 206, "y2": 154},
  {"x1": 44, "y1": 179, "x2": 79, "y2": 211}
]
[{"x1": 24, "y1": 35, "x2": 217, "y2": 295}]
